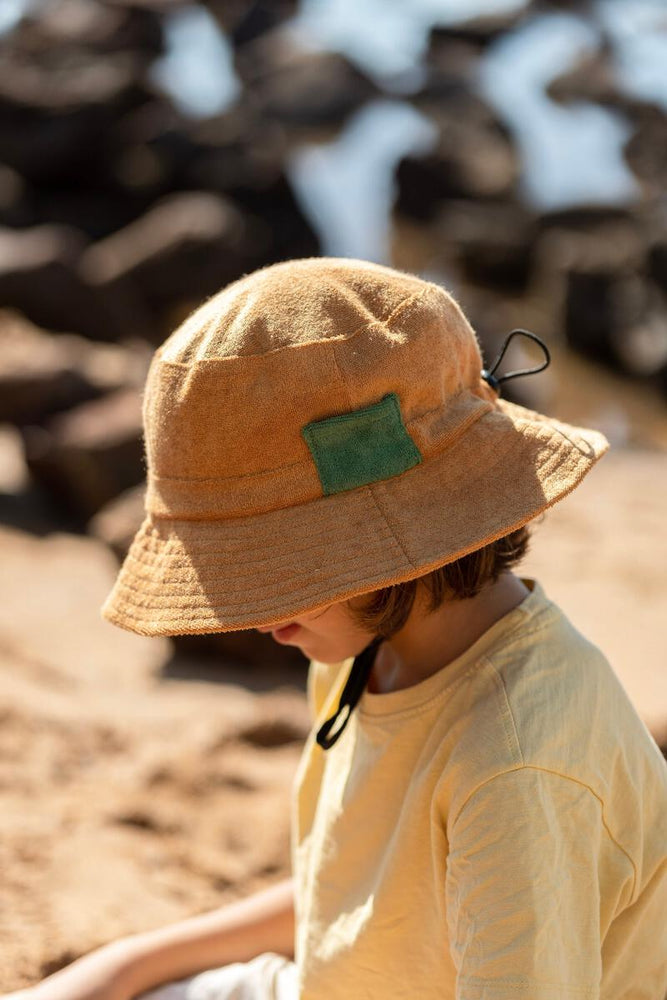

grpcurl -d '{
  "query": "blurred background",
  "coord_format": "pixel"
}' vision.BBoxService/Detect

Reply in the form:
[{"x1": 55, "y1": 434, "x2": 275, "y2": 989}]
[{"x1": 1, "y1": 0, "x2": 666, "y2": 988}]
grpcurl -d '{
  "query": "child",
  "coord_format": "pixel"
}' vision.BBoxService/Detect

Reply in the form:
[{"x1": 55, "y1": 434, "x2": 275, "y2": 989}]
[{"x1": 12, "y1": 258, "x2": 667, "y2": 1000}]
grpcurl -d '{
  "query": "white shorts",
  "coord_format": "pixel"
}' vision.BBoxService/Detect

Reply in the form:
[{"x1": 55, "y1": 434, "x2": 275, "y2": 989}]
[{"x1": 136, "y1": 953, "x2": 298, "y2": 1000}]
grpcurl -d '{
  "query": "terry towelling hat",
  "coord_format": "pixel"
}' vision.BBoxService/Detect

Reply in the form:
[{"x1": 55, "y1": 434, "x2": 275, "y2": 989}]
[{"x1": 101, "y1": 257, "x2": 609, "y2": 638}]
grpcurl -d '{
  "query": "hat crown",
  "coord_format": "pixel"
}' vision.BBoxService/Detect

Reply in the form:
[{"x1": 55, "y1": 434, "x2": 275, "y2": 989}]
[
  {"x1": 160, "y1": 257, "x2": 431, "y2": 362},
  {"x1": 143, "y1": 258, "x2": 495, "y2": 520}
]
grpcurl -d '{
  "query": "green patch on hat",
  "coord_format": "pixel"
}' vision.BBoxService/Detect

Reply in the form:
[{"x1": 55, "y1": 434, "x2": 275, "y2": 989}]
[{"x1": 302, "y1": 392, "x2": 422, "y2": 496}]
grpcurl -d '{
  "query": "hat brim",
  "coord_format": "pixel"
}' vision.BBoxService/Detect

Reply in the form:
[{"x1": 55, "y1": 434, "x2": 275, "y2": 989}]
[{"x1": 100, "y1": 399, "x2": 609, "y2": 637}]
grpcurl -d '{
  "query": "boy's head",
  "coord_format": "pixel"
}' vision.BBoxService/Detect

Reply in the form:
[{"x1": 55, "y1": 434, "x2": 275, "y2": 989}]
[
  {"x1": 255, "y1": 524, "x2": 530, "y2": 665},
  {"x1": 100, "y1": 257, "x2": 607, "y2": 639}
]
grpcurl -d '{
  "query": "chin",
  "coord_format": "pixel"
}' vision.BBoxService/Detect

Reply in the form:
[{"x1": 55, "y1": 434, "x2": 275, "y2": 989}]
[{"x1": 296, "y1": 637, "x2": 343, "y2": 664}]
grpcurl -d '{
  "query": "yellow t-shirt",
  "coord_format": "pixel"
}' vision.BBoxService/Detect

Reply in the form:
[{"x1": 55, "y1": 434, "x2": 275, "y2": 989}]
[{"x1": 291, "y1": 579, "x2": 667, "y2": 999}]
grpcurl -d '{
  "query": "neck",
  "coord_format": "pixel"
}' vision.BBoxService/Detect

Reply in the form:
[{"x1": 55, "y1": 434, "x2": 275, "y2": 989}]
[{"x1": 367, "y1": 572, "x2": 530, "y2": 695}]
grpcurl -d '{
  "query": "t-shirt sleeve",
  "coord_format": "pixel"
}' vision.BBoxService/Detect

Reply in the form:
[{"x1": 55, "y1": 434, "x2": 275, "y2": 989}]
[{"x1": 445, "y1": 766, "x2": 606, "y2": 1000}]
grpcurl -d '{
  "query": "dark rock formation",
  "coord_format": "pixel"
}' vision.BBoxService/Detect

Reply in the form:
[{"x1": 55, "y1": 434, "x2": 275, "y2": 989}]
[
  {"x1": 87, "y1": 481, "x2": 145, "y2": 559},
  {"x1": 0, "y1": 224, "x2": 146, "y2": 340},
  {"x1": 427, "y1": 7, "x2": 529, "y2": 51},
  {"x1": 208, "y1": 0, "x2": 298, "y2": 49},
  {"x1": 233, "y1": 29, "x2": 378, "y2": 127},
  {"x1": 435, "y1": 199, "x2": 537, "y2": 291},
  {"x1": 624, "y1": 104, "x2": 667, "y2": 198},
  {"x1": 396, "y1": 90, "x2": 519, "y2": 219},
  {"x1": 79, "y1": 190, "x2": 258, "y2": 342},
  {"x1": 0, "y1": 311, "x2": 149, "y2": 425},
  {"x1": 21, "y1": 387, "x2": 145, "y2": 521}
]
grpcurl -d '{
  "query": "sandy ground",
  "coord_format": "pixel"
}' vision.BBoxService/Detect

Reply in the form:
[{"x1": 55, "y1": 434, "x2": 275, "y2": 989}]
[{"x1": 1, "y1": 445, "x2": 666, "y2": 992}]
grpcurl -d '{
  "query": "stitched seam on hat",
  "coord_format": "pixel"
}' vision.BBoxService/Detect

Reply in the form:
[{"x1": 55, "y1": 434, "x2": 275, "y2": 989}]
[
  {"x1": 411, "y1": 397, "x2": 494, "y2": 460},
  {"x1": 334, "y1": 284, "x2": 436, "y2": 352},
  {"x1": 111, "y1": 561, "x2": 406, "y2": 610},
  {"x1": 146, "y1": 411, "x2": 597, "y2": 523},
  {"x1": 512, "y1": 412, "x2": 600, "y2": 460},
  {"x1": 327, "y1": 308, "x2": 425, "y2": 537},
  {"x1": 150, "y1": 457, "x2": 308, "y2": 484},
  {"x1": 365, "y1": 483, "x2": 417, "y2": 570},
  {"x1": 123, "y1": 536, "x2": 398, "y2": 577},
  {"x1": 156, "y1": 287, "x2": 436, "y2": 367},
  {"x1": 148, "y1": 395, "x2": 491, "y2": 484},
  {"x1": 380, "y1": 284, "x2": 435, "y2": 332}
]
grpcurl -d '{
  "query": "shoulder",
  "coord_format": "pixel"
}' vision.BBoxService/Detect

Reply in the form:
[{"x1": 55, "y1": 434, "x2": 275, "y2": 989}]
[
  {"x1": 437, "y1": 581, "x2": 667, "y2": 875},
  {"x1": 433, "y1": 580, "x2": 635, "y2": 793},
  {"x1": 488, "y1": 583, "x2": 649, "y2": 776}
]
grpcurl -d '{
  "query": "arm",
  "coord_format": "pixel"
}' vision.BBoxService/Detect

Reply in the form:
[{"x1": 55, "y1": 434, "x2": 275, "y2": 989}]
[
  {"x1": 444, "y1": 769, "x2": 621, "y2": 997},
  {"x1": 11, "y1": 878, "x2": 295, "y2": 1000},
  {"x1": 120, "y1": 877, "x2": 295, "y2": 995}
]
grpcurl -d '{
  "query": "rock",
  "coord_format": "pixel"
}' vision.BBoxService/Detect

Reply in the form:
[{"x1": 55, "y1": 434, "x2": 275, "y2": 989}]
[
  {"x1": 624, "y1": 103, "x2": 667, "y2": 198},
  {"x1": 427, "y1": 7, "x2": 528, "y2": 51},
  {"x1": 0, "y1": 310, "x2": 97, "y2": 424},
  {"x1": 235, "y1": 695, "x2": 311, "y2": 747},
  {"x1": 0, "y1": 224, "x2": 147, "y2": 340},
  {"x1": 0, "y1": 163, "x2": 34, "y2": 228},
  {"x1": 565, "y1": 267, "x2": 619, "y2": 367},
  {"x1": 648, "y1": 240, "x2": 667, "y2": 293},
  {"x1": 0, "y1": 52, "x2": 154, "y2": 185},
  {"x1": 87, "y1": 481, "x2": 146, "y2": 559},
  {"x1": 233, "y1": 27, "x2": 378, "y2": 128},
  {"x1": 0, "y1": 423, "x2": 29, "y2": 494},
  {"x1": 21, "y1": 387, "x2": 145, "y2": 521},
  {"x1": 216, "y1": 0, "x2": 298, "y2": 49},
  {"x1": 546, "y1": 43, "x2": 627, "y2": 111},
  {"x1": 545, "y1": 39, "x2": 667, "y2": 201},
  {"x1": 36, "y1": 182, "x2": 161, "y2": 244},
  {"x1": 418, "y1": 39, "x2": 479, "y2": 105},
  {"x1": 395, "y1": 95, "x2": 519, "y2": 219},
  {"x1": 395, "y1": 138, "x2": 518, "y2": 219},
  {"x1": 184, "y1": 105, "x2": 320, "y2": 262},
  {"x1": 0, "y1": 310, "x2": 151, "y2": 425},
  {"x1": 534, "y1": 213, "x2": 660, "y2": 376},
  {"x1": 536, "y1": 204, "x2": 640, "y2": 235},
  {"x1": 11, "y1": 0, "x2": 165, "y2": 61},
  {"x1": 435, "y1": 199, "x2": 537, "y2": 291},
  {"x1": 563, "y1": 265, "x2": 667, "y2": 380},
  {"x1": 30, "y1": 95, "x2": 189, "y2": 241},
  {"x1": 79, "y1": 191, "x2": 258, "y2": 342}
]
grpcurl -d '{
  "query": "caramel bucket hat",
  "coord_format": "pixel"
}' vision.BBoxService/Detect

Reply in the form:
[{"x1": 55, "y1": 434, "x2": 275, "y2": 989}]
[{"x1": 101, "y1": 257, "x2": 609, "y2": 638}]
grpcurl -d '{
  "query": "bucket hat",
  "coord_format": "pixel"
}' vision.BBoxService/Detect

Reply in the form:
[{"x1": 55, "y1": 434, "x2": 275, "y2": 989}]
[{"x1": 101, "y1": 256, "x2": 609, "y2": 639}]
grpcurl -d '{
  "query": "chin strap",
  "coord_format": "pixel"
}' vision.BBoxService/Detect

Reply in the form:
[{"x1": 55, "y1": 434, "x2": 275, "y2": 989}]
[{"x1": 316, "y1": 635, "x2": 384, "y2": 750}]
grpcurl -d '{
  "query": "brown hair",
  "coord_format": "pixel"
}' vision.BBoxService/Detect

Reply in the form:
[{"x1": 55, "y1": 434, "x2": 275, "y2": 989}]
[{"x1": 347, "y1": 525, "x2": 530, "y2": 640}]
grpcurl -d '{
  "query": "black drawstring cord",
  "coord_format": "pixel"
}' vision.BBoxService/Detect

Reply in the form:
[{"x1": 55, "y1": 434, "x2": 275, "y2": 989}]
[
  {"x1": 481, "y1": 329, "x2": 551, "y2": 395},
  {"x1": 316, "y1": 635, "x2": 384, "y2": 750}
]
